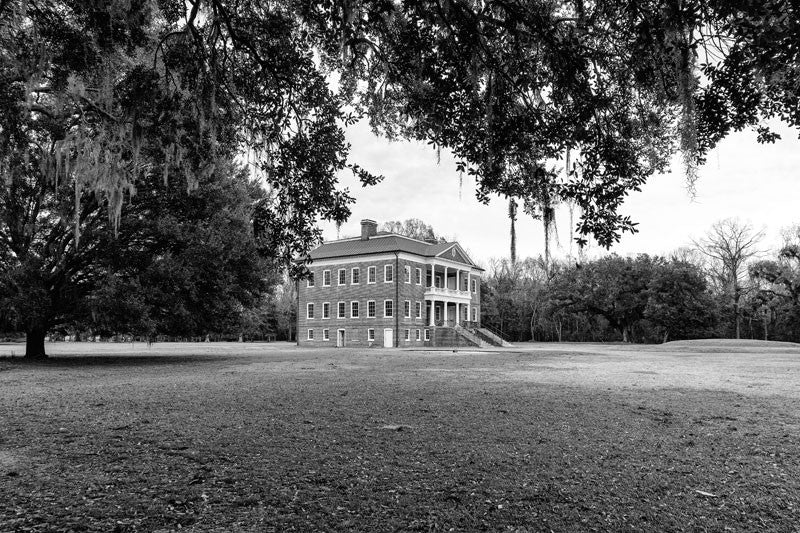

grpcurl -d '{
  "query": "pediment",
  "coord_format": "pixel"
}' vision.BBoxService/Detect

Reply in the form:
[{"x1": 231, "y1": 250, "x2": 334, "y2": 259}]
[{"x1": 436, "y1": 243, "x2": 475, "y2": 267}]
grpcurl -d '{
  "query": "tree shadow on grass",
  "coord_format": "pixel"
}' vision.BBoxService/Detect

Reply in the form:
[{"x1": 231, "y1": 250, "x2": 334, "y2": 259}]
[{"x1": 0, "y1": 354, "x2": 240, "y2": 368}]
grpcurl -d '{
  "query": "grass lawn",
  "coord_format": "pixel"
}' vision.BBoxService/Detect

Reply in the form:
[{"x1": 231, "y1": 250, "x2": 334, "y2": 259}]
[{"x1": 1, "y1": 340, "x2": 799, "y2": 532}]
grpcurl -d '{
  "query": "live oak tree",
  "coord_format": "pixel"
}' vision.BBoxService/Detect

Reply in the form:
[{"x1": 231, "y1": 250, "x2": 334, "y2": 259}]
[
  {"x1": 0, "y1": 159, "x2": 276, "y2": 358},
  {"x1": 4, "y1": 1, "x2": 799, "y2": 253},
  {"x1": 0, "y1": 0, "x2": 377, "y2": 272},
  {"x1": 543, "y1": 255, "x2": 713, "y2": 343},
  {"x1": 644, "y1": 259, "x2": 715, "y2": 343},
  {"x1": 324, "y1": 0, "x2": 800, "y2": 246},
  {"x1": 556, "y1": 255, "x2": 656, "y2": 343},
  {"x1": 0, "y1": 0, "x2": 371, "y2": 357}
]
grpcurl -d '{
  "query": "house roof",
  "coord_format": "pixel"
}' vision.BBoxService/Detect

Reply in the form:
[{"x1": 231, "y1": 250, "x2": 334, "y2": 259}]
[{"x1": 309, "y1": 234, "x2": 483, "y2": 270}]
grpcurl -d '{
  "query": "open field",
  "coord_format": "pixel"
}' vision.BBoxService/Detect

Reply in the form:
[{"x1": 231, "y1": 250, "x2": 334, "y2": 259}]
[{"x1": 1, "y1": 340, "x2": 799, "y2": 532}]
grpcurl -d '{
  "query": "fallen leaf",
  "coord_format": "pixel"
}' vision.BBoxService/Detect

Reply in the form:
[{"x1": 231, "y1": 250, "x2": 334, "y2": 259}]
[{"x1": 695, "y1": 490, "x2": 718, "y2": 497}]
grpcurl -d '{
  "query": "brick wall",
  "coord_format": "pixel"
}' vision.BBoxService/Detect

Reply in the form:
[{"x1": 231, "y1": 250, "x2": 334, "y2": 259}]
[{"x1": 298, "y1": 256, "x2": 432, "y2": 347}]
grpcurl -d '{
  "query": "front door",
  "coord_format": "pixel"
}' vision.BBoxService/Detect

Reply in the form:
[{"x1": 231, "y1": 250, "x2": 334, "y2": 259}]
[
  {"x1": 383, "y1": 328, "x2": 393, "y2": 347},
  {"x1": 337, "y1": 329, "x2": 345, "y2": 348}
]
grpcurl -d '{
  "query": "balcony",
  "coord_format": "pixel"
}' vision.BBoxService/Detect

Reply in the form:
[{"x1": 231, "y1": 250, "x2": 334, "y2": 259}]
[{"x1": 425, "y1": 286, "x2": 472, "y2": 299}]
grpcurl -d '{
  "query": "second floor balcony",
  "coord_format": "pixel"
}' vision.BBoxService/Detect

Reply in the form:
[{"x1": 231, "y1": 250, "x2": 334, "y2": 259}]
[{"x1": 425, "y1": 285, "x2": 472, "y2": 299}]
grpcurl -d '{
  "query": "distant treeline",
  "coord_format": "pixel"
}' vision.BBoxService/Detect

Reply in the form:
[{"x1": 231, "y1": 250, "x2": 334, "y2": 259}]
[{"x1": 482, "y1": 223, "x2": 800, "y2": 344}]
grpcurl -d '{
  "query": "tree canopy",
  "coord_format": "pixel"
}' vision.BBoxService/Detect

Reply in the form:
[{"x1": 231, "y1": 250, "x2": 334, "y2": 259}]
[
  {"x1": 3, "y1": 0, "x2": 799, "y2": 261},
  {"x1": 483, "y1": 254, "x2": 716, "y2": 343},
  {"x1": 0, "y1": 157, "x2": 278, "y2": 357},
  {"x1": 380, "y1": 218, "x2": 445, "y2": 242}
]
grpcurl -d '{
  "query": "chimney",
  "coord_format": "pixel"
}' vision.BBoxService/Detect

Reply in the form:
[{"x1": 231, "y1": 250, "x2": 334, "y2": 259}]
[{"x1": 360, "y1": 219, "x2": 378, "y2": 240}]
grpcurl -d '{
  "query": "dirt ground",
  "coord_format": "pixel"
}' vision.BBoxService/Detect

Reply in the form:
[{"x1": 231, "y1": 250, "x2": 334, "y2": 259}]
[{"x1": 1, "y1": 340, "x2": 799, "y2": 531}]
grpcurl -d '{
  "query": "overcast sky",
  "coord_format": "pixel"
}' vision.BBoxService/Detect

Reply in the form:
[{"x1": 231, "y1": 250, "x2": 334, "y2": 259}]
[{"x1": 320, "y1": 121, "x2": 799, "y2": 267}]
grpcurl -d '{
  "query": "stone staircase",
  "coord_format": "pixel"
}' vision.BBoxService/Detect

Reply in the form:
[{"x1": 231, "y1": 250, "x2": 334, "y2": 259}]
[
  {"x1": 425, "y1": 326, "x2": 513, "y2": 348},
  {"x1": 467, "y1": 326, "x2": 513, "y2": 347},
  {"x1": 453, "y1": 326, "x2": 490, "y2": 348}
]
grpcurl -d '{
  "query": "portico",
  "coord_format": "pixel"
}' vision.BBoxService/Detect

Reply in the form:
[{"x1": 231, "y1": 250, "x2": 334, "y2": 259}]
[{"x1": 425, "y1": 261, "x2": 474, "y2": 326}]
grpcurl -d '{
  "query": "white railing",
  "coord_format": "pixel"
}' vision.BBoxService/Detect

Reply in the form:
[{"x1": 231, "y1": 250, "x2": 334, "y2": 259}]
[{"x1": 425, "y1": 286, "x2": 471, "y2": 297}]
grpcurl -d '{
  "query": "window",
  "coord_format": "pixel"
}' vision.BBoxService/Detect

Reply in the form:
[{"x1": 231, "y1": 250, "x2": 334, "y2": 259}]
[
  {"x1": 384, "y1": 264, "x2": 393, "y2": 283},
  {"x1": 338, "y1": 269, "x2": 346, "y2": 285},
  {"x1": 424, "y1": 329, "x2": 430, "y2": 341},
  {"x1": 367, "y1": 266, "x2": 376, "y2": 284},
  {"x1": 404, "y1": 300, "x2": 411, "y2": 318},
  {"x1": 322, "y1": 329, "x2": 329, "y2": 341},
  {"x1": 368, "y1": 329, "x2": 375, "y2": 342},
  {"x1": 307, "y1": 272, "x2": 315, "y2": 288},
  {"x1": 416, "y1": 329, "x2": 421, "y2": 341},
  {"x1": 306, "y1": 303, "x2": 314, "y2": 319},
  {"x1": 404, "y1": 265, "x2": 411, "y2": 283},
  {"x1": 384, "y1": 300, "x2": 393, "y2": 318},
  {"x1": 352, "y1": 267, "x2": 360, "y2": 284},
  {"x1": 338, "y1": 302, "x2": 346, "y2": 319},
  {"x1": 472, "y1": 279, "x2": 477, "y2": 293},
  {"x1": 415, "y1": 268, "x2": 422, "y2": 285},
  {"x1": 351, "y1": 301, "x2": 359, "y2": 318},
  {"x1": 404, "y1": 329, "x2": 410, "y2": 341},
  {"x1": 415, "y1": 302, "x2": 422, "y2": 319},
  {"x1": 307, "y1": 329, "x2": 314, "y2": 340},
  {"x1": 323, "y1": 270, "x2": 331, "y2": 286},
  {"x1": 322, "y1": 302, "x2": 330, "y2": 319},
  {"x1": 472, "y1": 308, "x2": 478, "y2": 321},
  {"x1": 368, "y1": 300, "x2": 376, "y2": 318}
]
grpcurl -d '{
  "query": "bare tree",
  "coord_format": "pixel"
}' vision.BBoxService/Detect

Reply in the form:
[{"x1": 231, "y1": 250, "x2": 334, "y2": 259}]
[
  {"x1": 694, "y1": 218, "x2": 764, "y2": 339},
  {"x1": 380, "y1": 219, "x2": 443, "y2": 242}
]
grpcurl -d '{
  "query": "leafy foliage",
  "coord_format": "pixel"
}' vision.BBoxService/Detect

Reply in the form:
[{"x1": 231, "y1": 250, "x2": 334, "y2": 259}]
[
  {"x1": 749, "y1": 226, "x2": 800, "y2": 342},
  {"x1": 0, "y1": 0, "x2": 377, "y2": 271},
  {"x1": 322, "y1": 0, "x2": 800, "y2": 246},
  {"x1": 4, "y1": 0, "x2": 800, "y2": 257},
  {"x1": 380, "y1": 218, "x2": 444, "y2": 242},
  {"x1": 0, "y1": 158, "x2": 278, "y2": 356},
  {"x1": 483, "y1": 254, "x2": 717, "y2": 343}
]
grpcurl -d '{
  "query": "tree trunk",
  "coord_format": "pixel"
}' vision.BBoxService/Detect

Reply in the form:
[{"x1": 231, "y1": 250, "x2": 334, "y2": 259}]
[
  {"x1": 509, "y1": 199, "x2": 517, "y2": 265},
  {"x1": 622, "y1": 326, "x2": 630, "y2": 343},
  {"x1": 25, "y1": 325, "x2": 47, "y2": 359},
  {"x1": 734, "y1": 288, "x2": 741, "y2": 339}
]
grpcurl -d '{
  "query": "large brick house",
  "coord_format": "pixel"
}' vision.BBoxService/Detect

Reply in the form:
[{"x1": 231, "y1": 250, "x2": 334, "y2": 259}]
[{"x1": 297, "y1": 219, "x2": 503, "y2": 348}]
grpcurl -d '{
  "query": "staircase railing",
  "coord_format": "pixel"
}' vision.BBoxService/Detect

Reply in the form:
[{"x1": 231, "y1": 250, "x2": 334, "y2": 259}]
[
  {"x1": 452, "y1": 325, "x2": 484, "y2": 347},
  {"x1": 479, "y1": 323, "x2": 511, "y2": 343}
]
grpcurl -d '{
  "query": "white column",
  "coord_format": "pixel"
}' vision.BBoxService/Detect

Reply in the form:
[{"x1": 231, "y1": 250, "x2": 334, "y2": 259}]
[
  {"x1": 455, "y1": 303, "x2": 460, "y2": 325},
  {"x1": 444, "y1": 266, "x2": 449, "y2": 290},
  {"x1": 467, "y1": 303, "x2": 471, "y2": 324},
  {"x1": 429, "y1": 300, "x2": 435, "y2": 326},
  {"x1": 456, "y1": 270, "x2": 460, "y2": 292},
  {"x1": 443, "y1": 300, "x2": 448, "y2": 324}
]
